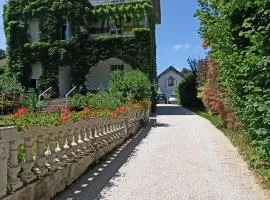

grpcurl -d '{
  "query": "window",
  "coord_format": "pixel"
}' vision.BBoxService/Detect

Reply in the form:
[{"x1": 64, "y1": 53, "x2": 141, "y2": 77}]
[
  {"x1": 111, "y1": 65, "x2": 124, "y2": 72},
  {"x1": 168, "y1": 76, "x2": 175, "y2": 87},
  {"x1": 30, "y1": 79, "x2": 38, "y2": 88},
  {"x1": 110, "y1": 22, "x2": 123, "y2": 35},
  {"x1": 61, "y1": 17, "x2": 72, "y2": 40}
]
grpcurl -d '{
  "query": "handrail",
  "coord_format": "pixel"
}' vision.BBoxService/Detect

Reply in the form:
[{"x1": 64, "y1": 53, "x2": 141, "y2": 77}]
[
  {"x1": 38, "y1": 87, "x2": 52, "y2": 102},
  {"x1": 65, "y1": 86, "x2": 77, "y2": 108}
]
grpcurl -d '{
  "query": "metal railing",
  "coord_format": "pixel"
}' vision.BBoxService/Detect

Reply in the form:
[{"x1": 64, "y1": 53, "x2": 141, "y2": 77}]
[
  {"x1": 38, "y1": 87, "x2": 52, "y2": 103},
  {"x1": 65, "y1": 86, "x2": 77, "y2": 109}
]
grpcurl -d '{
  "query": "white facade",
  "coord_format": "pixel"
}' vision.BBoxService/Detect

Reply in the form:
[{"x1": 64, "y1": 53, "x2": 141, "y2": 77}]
[
  {"x1": 157, "y1": 67, "x2": 183, "y2": 100},
  {"x1": 85, "y1": 58, "x2": 132, "y2": 90}
]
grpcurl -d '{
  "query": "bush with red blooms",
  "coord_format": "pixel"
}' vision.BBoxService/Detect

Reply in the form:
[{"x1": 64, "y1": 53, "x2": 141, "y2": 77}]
[
  {"x1": 60, "y1": 109, "x2": 72, "y2": 123},
  {"x1": 10, "y1": 107, "x2": 29, "y2": 120},
  {"x1": 2, "y1": 98, "x2": 149, "y2": 129},
  {"x1": 198, "y1": 59, "x2": 242, "y2": 130}
]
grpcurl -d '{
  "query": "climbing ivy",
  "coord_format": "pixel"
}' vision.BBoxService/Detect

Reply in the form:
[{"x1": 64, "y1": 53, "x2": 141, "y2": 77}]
[
  {"x1": 92, "y1": 1, "x2": 152, "y2": 24},
  {"x1": 3, "y1": 0, "x2": 156, "y2": 96}
]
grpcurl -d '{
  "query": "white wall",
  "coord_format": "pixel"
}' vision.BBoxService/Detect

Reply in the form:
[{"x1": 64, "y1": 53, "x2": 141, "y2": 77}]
[
  {"x1": 27, "y1": 19, "x2": 40, "y2": 42},
  {"x1": 59, "y1": 66, "x2": 71, "y2": 97},
  {"x1": 85, "y1": 58, "x2": 132, "y2": 90},
  {"x1": 158, "y1": 70, "x2": 182, "y2": 99}
]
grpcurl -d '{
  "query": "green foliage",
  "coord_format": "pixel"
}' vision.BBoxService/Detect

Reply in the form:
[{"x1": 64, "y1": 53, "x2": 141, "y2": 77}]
[
  {"x1": 92, "y1": 1, "x2": 152, "y2": 24},
  {"x1": 176, "y1": 58, "x2": 204, "y2": 108},
  {"x1": 69, "y1": 70, "x2": 151, "y2": 111},
  {"x1": 68, "y1": 91, "x2": 125, "y2": 111},
  {"x1": 177, "y1": 75, "x2": 203, "y2": 108},
  {"x1": 0, "y1": 74, "x2": 24, "y2": 93},
  {"x1": 22, "y1": 89, "x2": 48, "y2": 112},
  {"x1": 196, "y1": 1, "x2": 270, "y2": 162},
  {"x1": 108, "y1": 70, "x2": 152, "y2": 101},
  {"x1": 180, "y1": 68, "x2": 192, "y2": 79}
]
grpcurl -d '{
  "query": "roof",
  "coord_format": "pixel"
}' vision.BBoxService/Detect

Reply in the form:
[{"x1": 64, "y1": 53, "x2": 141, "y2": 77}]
[{"x1": 157, "y1": 66, "x2": 184, "y2": 79}]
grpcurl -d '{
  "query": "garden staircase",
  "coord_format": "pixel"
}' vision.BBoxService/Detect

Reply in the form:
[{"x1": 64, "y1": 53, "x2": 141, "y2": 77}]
[{"x1": 41, "y1": 98, "x2": 67, "y2": 112}]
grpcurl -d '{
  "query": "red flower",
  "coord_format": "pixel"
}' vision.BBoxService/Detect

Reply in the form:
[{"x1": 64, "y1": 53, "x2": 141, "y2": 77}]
[
  {"x1": 87, "y1": 105, "x2": 93, "y2": 110},
  {"x1": 11, "y1": 107, "x2": 29, "y2": 120},
  {"x1": 60, "y1": 109, "x2": 71, "y2": 123}
]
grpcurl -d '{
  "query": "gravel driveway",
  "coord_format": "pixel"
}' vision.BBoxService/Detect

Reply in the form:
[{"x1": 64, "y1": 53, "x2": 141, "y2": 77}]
[
  {"x1": 54, "y1": 104, "x2": 267, "y2": 200},
  {"x1": 98, "y1": 105, "x2": 266, "y2": 200}
]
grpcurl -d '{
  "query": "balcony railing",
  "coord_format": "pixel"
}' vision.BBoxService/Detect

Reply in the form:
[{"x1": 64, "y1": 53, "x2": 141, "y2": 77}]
[{"x1": 0, "y1": 107, "x2": 150, "y2": 200}]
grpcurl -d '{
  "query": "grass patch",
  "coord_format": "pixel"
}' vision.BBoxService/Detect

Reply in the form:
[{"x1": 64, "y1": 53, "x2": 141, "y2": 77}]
[{"x1": 194, "y1": 109, "x2": 270, "y2": 190}]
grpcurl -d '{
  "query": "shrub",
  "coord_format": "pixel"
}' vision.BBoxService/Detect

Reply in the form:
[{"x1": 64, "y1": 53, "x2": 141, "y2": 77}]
[
  {"x1": 177, "y1": 74, "x2": 203, "y2": 108},
  {"x1": 198, "y1": 59, "x2": 242, "y2": 130},
  {"x1": 108, "y1": 70, "x2": 152, "y2": 101},
  {"x1": 176, "y1": 58, "x2": 204, "y2": 108},
  {"x1": 68, "y1": 91, "x2": 126, "y2": 111},
  {"x1": 0, "y1": 74, "x2": 24, "y2": 114}
]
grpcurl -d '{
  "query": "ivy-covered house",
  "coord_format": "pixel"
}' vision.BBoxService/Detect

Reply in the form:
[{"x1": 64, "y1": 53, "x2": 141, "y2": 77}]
[{"x1": 3, "y1": 0, "x2": 161, "y2": 97}]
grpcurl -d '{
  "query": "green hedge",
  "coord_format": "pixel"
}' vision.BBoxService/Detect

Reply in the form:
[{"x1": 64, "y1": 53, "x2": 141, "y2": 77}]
[{"x1": 196, "y1": 1, "x2": 270, "y2": 162}]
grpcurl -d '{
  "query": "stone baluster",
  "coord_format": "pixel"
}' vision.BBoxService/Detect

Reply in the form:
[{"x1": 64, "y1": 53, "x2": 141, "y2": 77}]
[
  {"x1": 0, "y1": 141, "x2": 9, "y2": 198},
  {"x1": 57, "y1": 129, "x2": 67, "y2": 168},
  {"x1": 86, "y1": 125, "x2": 96, "y2": 152},
  {"x1": 82, "y1": 126, "x2": 91, "y2": 154},
  {"x1": 65, "y1": 126, "x2": 74, "y2": 163},
  {"x1": 8, "y1": 140, "x2": 23, "y2": 192},
  {"x1": 78, "y1": 125, "x2": 88, "y2": 156},
  {"x1": 46, "y1": 132, "x2": 58, "y2": 172},
  {"x1": 93, "y1": 126, "x2": 100, "y2": 148},
  {"x1": 34, "y1": 134, "x2": 48, "y2": 177},
  {"x1": 20, "y1": 136, "x2": 36, "y2": 183},
  {"x1": 74, "y1": 127, "x2": 84, "y2": 158},
  {"x1": 99, "y1": 123, "x2": 106, "y2": 147},
  {"x1": 107, "y1": 122, "x2": 113, "y2": 144},
  {"x1": 70, "y1": 128, "x2": 79, "y2": 161}
]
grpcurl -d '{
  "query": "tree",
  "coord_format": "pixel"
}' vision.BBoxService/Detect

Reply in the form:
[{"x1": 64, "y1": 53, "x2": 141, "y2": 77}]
[
  {"x1": 176, "y1": 57, "x2": 204, "y2": 108},
  {"x1": 0, "y1": 49, "x2": 6, "y2": 60}
]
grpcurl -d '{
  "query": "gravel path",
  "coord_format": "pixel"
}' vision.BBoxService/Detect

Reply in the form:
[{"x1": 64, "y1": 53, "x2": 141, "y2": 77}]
[{"x1": 98, "y1": 105, "x2": 266, "y2": 200}]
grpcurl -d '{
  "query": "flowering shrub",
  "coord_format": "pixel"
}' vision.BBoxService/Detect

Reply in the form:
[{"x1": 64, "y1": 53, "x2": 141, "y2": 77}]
[
  {"x1": 11, "y1": 107, "x2": 29, "y2": 120},
  {"x1": 1, "y1": 99, "x2": 149, "y2": 129},
  {"x1": 198, "y1": 59, "x2": 242, "y2": 131}
]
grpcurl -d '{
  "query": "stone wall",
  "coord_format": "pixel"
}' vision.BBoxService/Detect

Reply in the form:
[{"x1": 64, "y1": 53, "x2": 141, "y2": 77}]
[{"x1": 0, "y1": 108, "x2": 149, "y2": 200}]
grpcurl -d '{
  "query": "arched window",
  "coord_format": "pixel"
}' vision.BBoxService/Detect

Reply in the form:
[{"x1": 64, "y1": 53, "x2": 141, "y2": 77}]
[{"x1": 168, "y1": 76, "x2": 175, "y2": 87}]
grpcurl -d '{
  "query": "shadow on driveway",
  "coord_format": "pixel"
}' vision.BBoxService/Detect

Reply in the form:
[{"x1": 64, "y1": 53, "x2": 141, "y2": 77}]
[{"x1": 156, "y1": 104, "x2": 195, "y2": 116}]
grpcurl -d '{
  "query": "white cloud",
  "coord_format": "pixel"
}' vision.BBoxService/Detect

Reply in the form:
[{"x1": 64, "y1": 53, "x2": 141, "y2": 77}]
[
  {"x1": 173, "y1": 44, "x2": 182, "y2": 51},
  {"x1": 173, "y1": 44, "x2": 191, "y2": 51}
]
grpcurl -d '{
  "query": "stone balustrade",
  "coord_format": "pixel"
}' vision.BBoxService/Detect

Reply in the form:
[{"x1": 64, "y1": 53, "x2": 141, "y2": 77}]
[{"x1": 0, "y1": 108, "x2": 149, "y2": 200}]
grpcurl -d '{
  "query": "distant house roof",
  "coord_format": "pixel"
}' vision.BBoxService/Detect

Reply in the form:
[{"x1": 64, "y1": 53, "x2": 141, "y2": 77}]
[{"x1": 157, "y1": 66, "x2": 184, "y2": 79}]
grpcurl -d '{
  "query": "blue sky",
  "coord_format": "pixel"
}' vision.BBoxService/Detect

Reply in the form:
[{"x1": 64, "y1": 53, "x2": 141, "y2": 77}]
[
  {"x1": 0, "y1": 0, "x2": 206, "y2": 74},
  {"x1": 156, "y1": 0, "x2": 206, "y2": 73}
]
